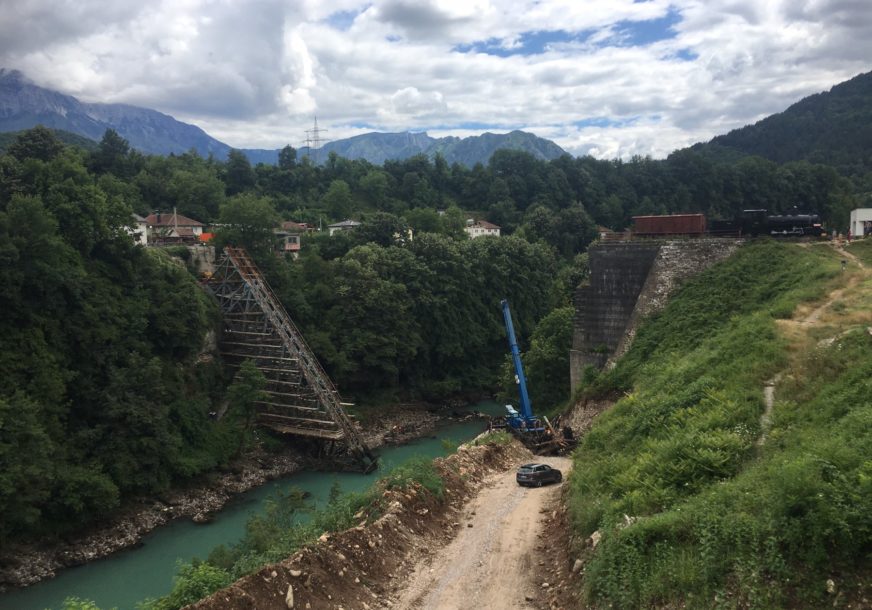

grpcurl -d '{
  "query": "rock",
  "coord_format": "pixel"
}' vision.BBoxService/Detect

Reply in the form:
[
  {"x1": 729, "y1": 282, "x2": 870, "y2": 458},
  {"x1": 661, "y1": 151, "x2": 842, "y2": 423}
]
[
  {"x1": 285, "y1": 584, "x2": 294, "y2": 608},
  {"x1": 589, "y1": 530, "x2": 602, "y2": 548},
  {"x1": 541, "y1": 582, "x2": 550, "y2": 588},
  {"x1": 192, "y1": 512, "x2": 213, "y2": 524},
  {"x1": 467, "y1": 523, "x2": 473, "y2": 528},
  {"x1": 525, "y1": 594, "x2": 536, "y2": 602},
  {"x1": 826, "y1": 579, "x2": 836, "y2": 594},
  {"x1": 572, "y1": 559, "x2": 583, "y2": 573},
  {"x1": 289, "y1": 569, "x2": 302, "y2": 577},
  {"x1": 319, "y1": 533, "x2": 330, "y2": 542},
  {"x1": 271, "y1": 570, "x2": 278, "y2": 578}
]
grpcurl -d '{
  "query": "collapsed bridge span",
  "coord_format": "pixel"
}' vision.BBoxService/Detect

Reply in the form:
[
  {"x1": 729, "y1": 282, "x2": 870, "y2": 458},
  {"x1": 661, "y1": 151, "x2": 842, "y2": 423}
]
[{"x1": 205, "y1": 246, "x2": 377, "y2": 473}]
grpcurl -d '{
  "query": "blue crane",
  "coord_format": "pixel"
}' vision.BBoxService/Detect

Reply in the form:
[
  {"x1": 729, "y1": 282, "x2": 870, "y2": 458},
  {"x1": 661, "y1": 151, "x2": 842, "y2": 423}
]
[{"x1": 501, "y1": 299, "x2": 544, "y2": 433}]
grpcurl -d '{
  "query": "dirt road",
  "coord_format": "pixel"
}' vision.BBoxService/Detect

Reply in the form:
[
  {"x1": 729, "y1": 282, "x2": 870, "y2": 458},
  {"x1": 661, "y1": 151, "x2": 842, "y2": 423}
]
[{"x1": 393, "y1": 455, "x2": 572, "y2": 610}]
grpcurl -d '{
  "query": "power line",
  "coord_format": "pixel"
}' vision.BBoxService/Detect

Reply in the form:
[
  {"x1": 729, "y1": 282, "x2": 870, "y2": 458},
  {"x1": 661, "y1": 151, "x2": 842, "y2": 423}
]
[{"x1": 304, "y1": 116, "x2": 329, "y2": 164}]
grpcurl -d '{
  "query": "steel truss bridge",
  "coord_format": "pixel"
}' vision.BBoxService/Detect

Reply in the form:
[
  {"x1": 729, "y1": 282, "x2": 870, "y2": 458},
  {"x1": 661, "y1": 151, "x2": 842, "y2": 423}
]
[{"x1": 205, "y1": 246, "x2": 377, "y2": 473}]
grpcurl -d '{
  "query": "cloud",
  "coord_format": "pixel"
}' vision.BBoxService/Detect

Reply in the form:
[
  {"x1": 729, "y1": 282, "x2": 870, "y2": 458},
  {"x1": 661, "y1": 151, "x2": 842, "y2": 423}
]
[{"x1": 1, "y1": 0, "x2": 869, "y2": 157}]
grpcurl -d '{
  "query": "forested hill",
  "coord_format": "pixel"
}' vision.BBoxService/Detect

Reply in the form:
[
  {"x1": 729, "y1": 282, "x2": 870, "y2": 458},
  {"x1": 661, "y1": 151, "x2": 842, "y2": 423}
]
[{"x1": 689, "y1": 70, "x2": 872, "y2": 177}]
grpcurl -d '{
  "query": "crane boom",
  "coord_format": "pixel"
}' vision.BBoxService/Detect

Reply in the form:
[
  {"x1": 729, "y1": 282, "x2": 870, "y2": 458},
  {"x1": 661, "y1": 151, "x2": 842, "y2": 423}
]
[{"x1": 501, "y1": 299, "x2": 533, "y2": 420}]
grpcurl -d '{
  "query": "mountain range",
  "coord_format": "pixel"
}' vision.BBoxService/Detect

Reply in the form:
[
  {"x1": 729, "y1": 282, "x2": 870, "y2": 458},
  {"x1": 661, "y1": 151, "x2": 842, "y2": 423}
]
[{"x1": 0, "y1": 69, "x2": 566, "y2": 167}]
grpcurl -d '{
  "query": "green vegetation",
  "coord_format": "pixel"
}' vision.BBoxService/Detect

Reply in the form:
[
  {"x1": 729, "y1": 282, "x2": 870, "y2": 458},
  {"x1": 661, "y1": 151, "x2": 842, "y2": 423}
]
[
  {"x1": 1, "y1": 114, "x2": 865, "y2": 561},
  {"x1": 0, "y1": 130, "x2": 244, "y2": 542},
  {"x1": 847, "y1": 239, "x2": 872, "y2": 266},
  {"x1": 567, "y1": 241, "x2": 872, "y2": 608},
  {"x1": 696, "y1": 70, "x2": 872, "y2": 179},
  {"x1": 138, "y1": 458, "x2": 446, "y2": 610}
]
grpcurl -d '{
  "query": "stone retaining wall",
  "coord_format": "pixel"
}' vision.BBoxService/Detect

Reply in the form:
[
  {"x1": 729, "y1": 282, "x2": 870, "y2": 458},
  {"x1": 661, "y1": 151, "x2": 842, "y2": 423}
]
[{"x1": 570, "y1": 239, "x2": 742, "y2": 391}]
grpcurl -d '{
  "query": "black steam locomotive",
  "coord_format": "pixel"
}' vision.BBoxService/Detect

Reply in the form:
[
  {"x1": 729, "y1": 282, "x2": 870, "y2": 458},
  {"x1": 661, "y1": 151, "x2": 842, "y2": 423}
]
[{"x1": 710, "y1": 209, "x2": 825, "y2": 237}]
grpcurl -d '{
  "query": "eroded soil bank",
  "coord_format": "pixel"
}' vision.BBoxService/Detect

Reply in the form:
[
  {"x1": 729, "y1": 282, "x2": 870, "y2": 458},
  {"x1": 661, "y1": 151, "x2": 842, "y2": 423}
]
[
  {"x1": 0, "y1": 404, "x2": 478, "y2": 591},
  {"x1": 189, "y1": 438, "x2": 582, "y2": 610}
]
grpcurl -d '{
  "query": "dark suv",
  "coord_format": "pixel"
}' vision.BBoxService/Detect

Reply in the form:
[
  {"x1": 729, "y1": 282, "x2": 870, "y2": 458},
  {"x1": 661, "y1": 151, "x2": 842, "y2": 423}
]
[{"x1": 516, "y1": 463, "x2": 562, "y2": 487}]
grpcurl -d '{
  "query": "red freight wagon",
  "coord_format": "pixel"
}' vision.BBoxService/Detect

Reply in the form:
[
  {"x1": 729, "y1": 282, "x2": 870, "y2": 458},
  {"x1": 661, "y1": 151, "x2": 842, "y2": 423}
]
[{"x1": 632, "y1": 214, "x2": 706, "y2": 236}]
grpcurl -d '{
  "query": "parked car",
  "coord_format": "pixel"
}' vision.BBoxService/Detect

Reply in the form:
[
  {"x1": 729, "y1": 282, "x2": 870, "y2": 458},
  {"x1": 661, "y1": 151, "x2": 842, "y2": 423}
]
[{"x1": 516, "y1": 463, "x2": 562, "y2": 487}]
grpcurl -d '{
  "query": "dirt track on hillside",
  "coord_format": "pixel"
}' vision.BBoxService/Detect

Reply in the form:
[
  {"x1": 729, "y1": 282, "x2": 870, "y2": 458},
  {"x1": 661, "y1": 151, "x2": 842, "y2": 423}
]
[{"x1": 392, "y1": 456, "x2": 572, "y2": 610}]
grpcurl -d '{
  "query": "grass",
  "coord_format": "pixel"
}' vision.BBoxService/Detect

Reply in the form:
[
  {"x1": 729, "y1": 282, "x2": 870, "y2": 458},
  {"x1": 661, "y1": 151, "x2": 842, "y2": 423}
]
[{"x1": 567, "y1": 240, "x2": 872, "y2": 608}]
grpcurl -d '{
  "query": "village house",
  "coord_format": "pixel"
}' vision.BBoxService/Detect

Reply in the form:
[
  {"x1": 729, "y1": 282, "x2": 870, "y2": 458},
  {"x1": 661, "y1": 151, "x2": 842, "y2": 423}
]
[
  {"x1": 275, "y1": 221, "x2": 314, "y2": 257},
  {"x1": 145, "y1": 211, "x2": 205, "y2": 245},
  {"x1": 464, "y1": 219, "x2": 501, "y2": 239},
  {"x1": 328, "y1": 219, "x2": 362, "y2": 236},
  {"x1": 129, "y1": 213, "x2": 149, "y2": 246},
  {"x1": 850, "y1": 208, "x2": 872, "y2": 238}
]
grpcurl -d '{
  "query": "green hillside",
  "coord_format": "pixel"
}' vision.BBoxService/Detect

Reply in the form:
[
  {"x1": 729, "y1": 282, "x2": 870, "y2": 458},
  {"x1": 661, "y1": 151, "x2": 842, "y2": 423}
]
[
  {"x1": 0, "y1": 127, "x2": 97, "y2": 153},
  {"x1": 569, "y1": 241, "x2": 872, "y2": 608},
  {"x1": 690, "y1": 70, "x2": 872, "y2": 178}
]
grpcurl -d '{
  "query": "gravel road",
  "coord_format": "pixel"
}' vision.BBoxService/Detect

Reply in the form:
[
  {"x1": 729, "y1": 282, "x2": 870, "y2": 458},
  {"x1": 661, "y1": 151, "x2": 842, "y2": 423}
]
[{"x1": 393, "y1": 455, "x2": 572, "y2": 609}]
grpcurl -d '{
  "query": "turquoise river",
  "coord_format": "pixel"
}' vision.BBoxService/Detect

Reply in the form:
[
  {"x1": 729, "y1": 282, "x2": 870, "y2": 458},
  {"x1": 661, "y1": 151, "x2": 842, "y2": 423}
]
[{"x1": 0, "y1": 401, "x2": 503, "y2": 610}]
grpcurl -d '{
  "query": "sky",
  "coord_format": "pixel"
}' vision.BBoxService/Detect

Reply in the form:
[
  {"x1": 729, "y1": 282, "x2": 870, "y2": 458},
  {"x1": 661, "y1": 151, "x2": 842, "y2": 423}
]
[{"x1": 1, "y1": 0, "x2": 870, "y2": 159}]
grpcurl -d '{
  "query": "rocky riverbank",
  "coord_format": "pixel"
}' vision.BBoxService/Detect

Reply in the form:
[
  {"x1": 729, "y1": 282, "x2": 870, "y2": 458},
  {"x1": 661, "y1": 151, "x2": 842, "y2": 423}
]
[{"x1": 0, "y1": 403, "x2": 488, "y2": 591}]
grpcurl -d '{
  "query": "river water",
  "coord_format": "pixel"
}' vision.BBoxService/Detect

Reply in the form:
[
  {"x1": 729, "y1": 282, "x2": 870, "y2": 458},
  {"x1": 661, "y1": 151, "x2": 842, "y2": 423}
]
[{"x1": 1, "y1": 401, "x2": 503, "y2": 610}]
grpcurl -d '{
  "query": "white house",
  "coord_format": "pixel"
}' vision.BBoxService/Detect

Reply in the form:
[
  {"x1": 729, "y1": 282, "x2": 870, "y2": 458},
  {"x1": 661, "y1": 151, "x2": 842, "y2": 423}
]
[
  {"x1": 328, "y1": 219, "x2": 362, "y2": 236},
  {"x1": 850, "y1": 208, "x2": 872, "y2": 238},
  {"x1": 129, "y1": 213, "x2": 149, "y2": 246},
  {"x1": 464, "y1": 219, "x2": 501, "y2": 239}
]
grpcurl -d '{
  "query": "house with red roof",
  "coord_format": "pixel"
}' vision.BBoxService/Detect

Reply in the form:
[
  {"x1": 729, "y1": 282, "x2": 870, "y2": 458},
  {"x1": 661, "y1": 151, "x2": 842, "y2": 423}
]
[{"x1": 145, "y1": 211, "x2": 205, "y2": 244}]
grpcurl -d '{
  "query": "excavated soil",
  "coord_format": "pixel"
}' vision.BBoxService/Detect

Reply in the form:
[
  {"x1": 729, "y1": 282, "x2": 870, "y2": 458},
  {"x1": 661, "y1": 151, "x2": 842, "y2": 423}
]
[{"x1": 188, "y1": 438, "x2": 582, "y2": 610}]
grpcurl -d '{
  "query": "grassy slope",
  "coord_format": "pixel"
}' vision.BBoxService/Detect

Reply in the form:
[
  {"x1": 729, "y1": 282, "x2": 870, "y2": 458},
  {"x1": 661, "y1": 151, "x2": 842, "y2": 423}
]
[{"x1": 568, "y1": 241, "x2": 872, "y2": 608}]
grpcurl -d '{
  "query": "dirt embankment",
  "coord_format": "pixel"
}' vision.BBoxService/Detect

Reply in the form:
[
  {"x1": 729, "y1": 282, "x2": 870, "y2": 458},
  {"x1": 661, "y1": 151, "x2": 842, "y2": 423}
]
[
  {"x1": 189, "y1": 439, "x2": 582, "y2": 610},
  {"x1": 0, "y1": 404, "x2": 477, "y2": 591}
]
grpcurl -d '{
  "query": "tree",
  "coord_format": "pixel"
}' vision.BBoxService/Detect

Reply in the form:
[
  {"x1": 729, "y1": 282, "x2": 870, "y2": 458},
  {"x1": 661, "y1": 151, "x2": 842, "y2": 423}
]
[
  {"x1": 226, "y1": 360, "x2": 267, "y2": 454},
  {"x1": 522, "y1": 307, "x2": 574, "y2": 412},
  {"x1": 353, "y1": 212, "x2": 410, "y2": 247},
  {"x1": 7, "y1": 125, "x2": 64, "y2": 162},
  {"x1": 224, "y1": 150, "x2": 255, "y2": 195},
  {"x1": 89, "y1": 129, "x2": 137, "y2": 178},
  {"x1": 214, "y1": 193, "x2": 280, "y2": 256},
  {"x1": 278, "y1": 145, "x2": 297, "y2": 170},
  {"x1": 323, "y1": 179, "x2": 355, "y2": 220}
]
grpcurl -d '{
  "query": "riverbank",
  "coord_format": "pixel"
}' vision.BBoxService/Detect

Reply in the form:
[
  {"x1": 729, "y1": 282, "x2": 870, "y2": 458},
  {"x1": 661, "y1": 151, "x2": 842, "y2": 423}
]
[
  {"x1": 0, "y1": 403, "x2": 488, "y2": 592},
  {"x1": 188, "y1": 435, "x2": 581, "y2": 610}
]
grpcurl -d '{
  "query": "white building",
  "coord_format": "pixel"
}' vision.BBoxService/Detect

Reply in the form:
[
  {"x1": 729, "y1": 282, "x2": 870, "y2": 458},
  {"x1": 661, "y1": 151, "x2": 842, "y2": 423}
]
[
  {"x1": 464, "y1": 219, "x2": 501, "y2": 239},
  {"x1": 129, "y1": 213, "x2": 149, "y2": 246},
  {"x1": 328, "y1": 219, "x2": 362, "y2": 236},
  {"x1": 850, "y1": 208, "x2": 872, "y2": 238}
]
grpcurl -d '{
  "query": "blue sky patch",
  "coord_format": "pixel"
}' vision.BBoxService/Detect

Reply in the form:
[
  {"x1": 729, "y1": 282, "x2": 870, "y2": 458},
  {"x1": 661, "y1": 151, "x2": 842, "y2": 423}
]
[
  {"x1": 675, "y1": 48, "x2": 698, "y2": 61},
  {"x1": 324, "y1": 9, "x2": 363, "y2": 31},
  {"x1": 611, "y1": 7, "x2": 682, "y2": 46},
  {"x1": 574, "y1": 117, "x2": 641, "y2": 129},
  {"x1": 454, "y1": 7, "x2": 683, "y2": 57},
  {"x1": 454, "y1": 29, "x2": 595, "y2": 57}
]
